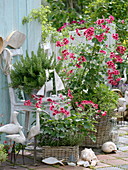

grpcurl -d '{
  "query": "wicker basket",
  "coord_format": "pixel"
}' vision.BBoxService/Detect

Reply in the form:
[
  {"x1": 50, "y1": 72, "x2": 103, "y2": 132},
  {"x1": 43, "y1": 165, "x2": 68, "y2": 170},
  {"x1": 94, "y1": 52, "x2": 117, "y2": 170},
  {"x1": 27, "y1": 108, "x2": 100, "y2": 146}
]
[
  {"x1": 41, "y1": 145, "x2": 79, "y2": 162},
  {"x1": 83, "y1": 116, "x2": 113, "y2": 148}
]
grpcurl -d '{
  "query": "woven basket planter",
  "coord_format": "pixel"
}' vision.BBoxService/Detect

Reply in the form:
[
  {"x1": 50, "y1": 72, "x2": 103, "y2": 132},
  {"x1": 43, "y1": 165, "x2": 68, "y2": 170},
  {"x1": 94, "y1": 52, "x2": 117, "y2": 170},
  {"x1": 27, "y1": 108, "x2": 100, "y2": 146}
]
[
  {"x1": 41, "y1": 145, "x2": 79, "y2": 162},
  {"x1": 83, "y1": 116, "x2": 113, "y2": 148}
]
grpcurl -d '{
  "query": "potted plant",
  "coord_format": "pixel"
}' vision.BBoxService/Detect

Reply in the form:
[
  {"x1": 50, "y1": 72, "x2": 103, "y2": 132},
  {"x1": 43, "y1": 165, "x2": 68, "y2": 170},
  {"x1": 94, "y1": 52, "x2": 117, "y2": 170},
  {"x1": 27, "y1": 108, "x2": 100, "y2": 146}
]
[
  {"x1": 37, "y1": 111, "x2": 86, "y2": 162},
  {"x1": 10, "y1": 45, "x2": 62, "y2": 96},
  {"x1": 25, "y1": 92, "x2": 109, "y2": 161},
  {"x1": 53, "y1": 15, "x2": 127, "y2": 147}
]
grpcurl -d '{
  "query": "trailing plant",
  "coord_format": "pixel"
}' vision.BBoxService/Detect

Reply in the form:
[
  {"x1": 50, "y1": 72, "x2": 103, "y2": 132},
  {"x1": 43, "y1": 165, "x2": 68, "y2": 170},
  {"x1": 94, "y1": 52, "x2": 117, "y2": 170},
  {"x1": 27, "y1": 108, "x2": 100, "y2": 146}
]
[
  {"x1": 10, "y1": 45, "x2": 62, "y2": 95},
  {"x1": 22, "y1": 5, "x2": 57, "y2": 42}
]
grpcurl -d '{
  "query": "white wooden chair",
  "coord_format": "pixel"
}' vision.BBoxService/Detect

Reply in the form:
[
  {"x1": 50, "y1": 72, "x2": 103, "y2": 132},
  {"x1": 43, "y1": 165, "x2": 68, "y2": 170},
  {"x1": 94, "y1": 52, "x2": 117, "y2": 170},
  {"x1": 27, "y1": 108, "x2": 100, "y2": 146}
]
[
  {"x1": 0, "y1": 47, "x2": 37, "y2": 136},
  {"x1": 7, "y1": 74, "x2": 36, "y2": 136}
]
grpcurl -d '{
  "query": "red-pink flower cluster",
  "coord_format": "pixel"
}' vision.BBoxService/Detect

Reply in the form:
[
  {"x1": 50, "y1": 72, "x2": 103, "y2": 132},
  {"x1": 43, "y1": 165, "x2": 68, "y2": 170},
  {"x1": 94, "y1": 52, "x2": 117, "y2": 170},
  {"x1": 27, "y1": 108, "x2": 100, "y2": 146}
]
[
  {"x1": 106, "y1": 46, "x2": 126, "y2": 86},
  {"x1": 68, "y1": 89, "x2": 73, "y2": 99},
  {"x1": 99, "y1": 50, "x2": 107, "y2": 54},
  {"x1": 112, "y1": 33, "x2": 119, "y2": 40},
  {"x1": 75, "y1": 56, "x2": 87, "y2": 68},
  {"x1": 76, "y1": 28, "x2": 81, "y2": 36},
  {"x1": 24, "y1": 95, "x2": 43, "y2": 108},
  {"x1": 95, "y1": 33, "x2": 106, "y2": 42},
  {"x1": 76, "y1": 100, "x2": 107, "y2": 117},
  {"x1": 48, "y1": 98, "x2": 70, "y2": 116},
  {"x1": 116, "y1": 46, "x2": 126, "y2": 54},
  {"x1": 106, "y1": 15, "x2": 115, "y2": 23},
  {"x1": 24, "y1": 100, "x2": 32, "y2": 106},
  {"x1": 107, "y1": 69, "x2": 121, "y2": 86},
  {"x1": 80, "y1": 100, "x2": 98, "y2": 109},
  {"x1": 106, "y1": 61, "x2": 116, "y2": 69},
  {"x1": 84, "y1": 27, "x2": 95, "y2": 40},
  {"x1": 78, "y1": 56, "x2": 87, "y2": 62},
  {"x1": 95, "y1": 19, "x2": 105, "y2": 25},
  {"x1": 70, "y1": 35, "x2": 74, "y2": 40},
  {"x1": 66, "y1": 69, "x2": 74, "y2": 76},
  {"x1": 102, "y1": 111, "x2": 107, "y2": 116},
  {"x1": 109, "y1": 52, "x2": 123, "y2": 63},
  {"x1": 57, "y1": 50, "x2": 77, "y2": 61},
  {"x1": 56, "y1": 38, "x2": 69, "y2": 47}
]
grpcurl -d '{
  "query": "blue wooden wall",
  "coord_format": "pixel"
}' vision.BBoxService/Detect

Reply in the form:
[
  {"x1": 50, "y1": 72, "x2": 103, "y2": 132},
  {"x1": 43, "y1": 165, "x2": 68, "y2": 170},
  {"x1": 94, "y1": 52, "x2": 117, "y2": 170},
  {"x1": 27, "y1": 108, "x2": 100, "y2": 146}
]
[{"x1": 0, "y1": 0, "x2": 41, "y2": 143}]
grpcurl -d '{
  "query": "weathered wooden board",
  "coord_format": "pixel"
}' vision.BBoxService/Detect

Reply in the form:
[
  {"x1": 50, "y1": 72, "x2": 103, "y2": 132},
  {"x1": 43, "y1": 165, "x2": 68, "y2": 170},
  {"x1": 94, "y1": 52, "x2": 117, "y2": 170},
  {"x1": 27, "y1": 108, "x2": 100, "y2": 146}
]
[{"x1": 5, "y1": 30, "x2": 26, "y2": 49}]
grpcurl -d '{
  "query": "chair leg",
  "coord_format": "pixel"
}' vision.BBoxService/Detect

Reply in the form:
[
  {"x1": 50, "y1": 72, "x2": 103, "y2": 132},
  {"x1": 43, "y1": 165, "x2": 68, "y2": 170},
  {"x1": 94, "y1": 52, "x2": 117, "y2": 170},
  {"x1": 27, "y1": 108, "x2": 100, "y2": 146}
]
[
  {"x1": 34, "y1": 136, "x2": 37, "y2": 165},
  {"x1": 22, "y1": 145, "x2": 25, "y2": 165}
]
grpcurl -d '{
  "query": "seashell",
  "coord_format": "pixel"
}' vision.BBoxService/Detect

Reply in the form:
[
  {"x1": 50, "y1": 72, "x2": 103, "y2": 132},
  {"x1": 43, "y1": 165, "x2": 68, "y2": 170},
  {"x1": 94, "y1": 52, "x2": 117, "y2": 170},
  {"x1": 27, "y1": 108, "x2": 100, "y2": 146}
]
[
  {"x1": 77, "y1": 159, "x2": 90, "y2": 167},
  {"x1": 67, "y1": 162, "x2": 76, "y2": 166},
  {"x1": 83, "y1": 161, "x2": 90, "y2": 167},
  {"x1": 77, "y1": 159, "x2": 87, "y2": 166},
  {"x1": 81, "y1": 148, "x2": 98, "y2": 163},
  {"x1": 91, "y1": 160, "x2": 98, "y2": 166},
  {"x1": 102, "y1": 141, "x2": 117, "y2": 153},
  {"x1": 42, "y1": 157, "x2": 64, "y2": 165}
]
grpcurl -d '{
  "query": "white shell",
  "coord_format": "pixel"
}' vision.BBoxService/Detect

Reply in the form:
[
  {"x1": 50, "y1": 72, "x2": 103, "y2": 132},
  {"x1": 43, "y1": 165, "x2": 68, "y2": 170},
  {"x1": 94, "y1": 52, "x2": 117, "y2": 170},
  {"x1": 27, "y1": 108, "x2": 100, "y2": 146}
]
[
  {"x1": 81, "y1": 148, "x2": 98, "y2": 164},
  {"x1": 77, "y1": 159, "x2": 90, "y2": 167},
  {"x1": 77, "y1": 159, "x2": 86, "y2": 166},
  {"x1": 102, "y1": 141, "x2": 117, "y2": 153},
  {"x1": 67, "y1": 162, "x2": 76, "y2": 166},
  {"x1": 42, "y1": 157, "x2": 64, "y2": 165},
  {"x1": 91, "y1": 160, "x2": 97, "y2": 166},
  {"x1": 83, "y1": 161, "x2": 90, "y2": 167}
]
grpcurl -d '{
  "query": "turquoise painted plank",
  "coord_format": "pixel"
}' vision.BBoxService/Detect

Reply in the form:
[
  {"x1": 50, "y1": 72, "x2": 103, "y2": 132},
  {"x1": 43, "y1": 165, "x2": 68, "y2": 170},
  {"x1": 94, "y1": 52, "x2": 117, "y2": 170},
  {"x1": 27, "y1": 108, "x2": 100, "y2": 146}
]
[
  {"x1": 18, "y1": 0, "x2": 28, "y2": 56},
  {"x1": 26, "y1": 0, "x2": 42, "y2": 55}
]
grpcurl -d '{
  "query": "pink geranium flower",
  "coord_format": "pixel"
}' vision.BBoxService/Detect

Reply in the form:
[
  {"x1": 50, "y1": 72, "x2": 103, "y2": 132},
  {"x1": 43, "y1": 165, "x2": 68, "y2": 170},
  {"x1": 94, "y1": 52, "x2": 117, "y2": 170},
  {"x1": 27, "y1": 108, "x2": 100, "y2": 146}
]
[
  {"x1": 116, "y1": 78, "x2": 121, "y2": 82},
  {"x1": 109, "y1": 15, "x2": 114, "y2": 21},
  {"x1": 113, "y1": 70, "x2": 120, "y2": 75},
  {"x1": 116, "y1": 46, "x2": 126, "y2": 54},
  {"x1": 68, "y1": 89, "x2": 73, "y2": 99},
  {"x1": 56, "y1": 41, "x2": 63, "y2": 47},
  {"x1": 57, "y1": 56, "x2": 62, "y2": 60},
  {"x1": 112, "y1": 33, "x2": 119, "y2": 40},
  {"x1": 24, "y1": 100, "x2": 32, "y2": 106},
  {"x1": 75, "y1": 63, "x2": 82, "y2": 68},
  {"x1": 70, "y1": 35, "x2": 74, "y2": 40},
  {"x1": 76, "y1": 28, "x2": 81, "y2": 36},
  {"x1": 102, "y1": 111, "x2": 107, "y2": 116},
  {"x1": 99, "y1": 50, "x2": 107, "y2": 54},
  {"x1": 63, "y1": 38, "x2": 69, "y2": 45},
  {"x1": 47, "y1": 98, "x2": 54, "y2": 102},
  {"x1": 95, "y1": 33, "x2": 105, "y2": 42},
  {"x1": 95, "y1": 19, "x2": 105, "y2": 25}
]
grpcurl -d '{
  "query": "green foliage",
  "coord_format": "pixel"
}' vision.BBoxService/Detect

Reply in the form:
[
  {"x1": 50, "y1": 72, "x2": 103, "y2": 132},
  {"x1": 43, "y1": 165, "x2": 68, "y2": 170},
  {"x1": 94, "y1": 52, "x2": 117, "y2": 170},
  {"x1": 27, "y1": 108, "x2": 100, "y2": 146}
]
[
  {"x1": 10, "y1": 45, "x2": 62, "y2": 94},
  {"x1": 46, "y1": 0, "x2": 127, "y2": 46},
  {"x1": 84, "y1": 0, "x2": 128, "y2": 46},
  {"x1": 22, "y1": 5, "x2": 57, "y2": 42},
  {"x1": 46, "y1": 0, "x2": 92, "y2": 29},
  {"x1": 87, "y1": 84, "x2": 119, "y2": 114},
  {"x1": 22, "y1": 1, "x2": 127, "y2": 45},
  {"x1": 0, "y1": 144, "x2": 8, "y2": 163},
  {"x1": 37, "y1": 111, "x2": 96, "y2": 146},
  {"x1": 58, "y1": 17, "x2": 126, "y2": 115}
]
